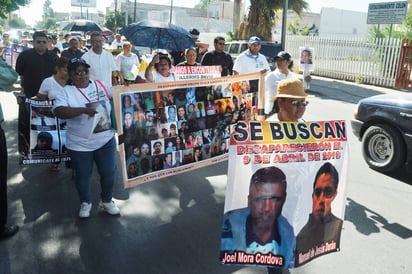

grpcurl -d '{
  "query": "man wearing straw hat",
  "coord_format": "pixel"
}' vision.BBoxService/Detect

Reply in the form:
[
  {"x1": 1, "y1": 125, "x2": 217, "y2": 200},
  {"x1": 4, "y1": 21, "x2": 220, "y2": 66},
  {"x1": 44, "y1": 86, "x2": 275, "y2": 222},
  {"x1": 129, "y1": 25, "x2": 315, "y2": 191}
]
[{"x1": 266, "y1": 78, "x2": 310, "y2": 122}]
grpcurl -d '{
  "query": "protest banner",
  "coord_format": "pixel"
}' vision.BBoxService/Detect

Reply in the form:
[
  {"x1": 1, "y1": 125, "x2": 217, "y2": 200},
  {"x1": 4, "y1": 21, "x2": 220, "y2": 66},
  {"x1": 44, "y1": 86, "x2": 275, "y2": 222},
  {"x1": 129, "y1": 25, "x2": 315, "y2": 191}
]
[
  {"x1": 170, "y1": 65, "x2": 222, "y2": 80},
  {"x1": 19, "y1": 98, "x2": 69, "y2": 165},
  {"x1": 220, "y1": 120, "x2": 348, "y2": 269},
  {"x1": 112, "y1": 72, "x2": 264, "y2": 188}
]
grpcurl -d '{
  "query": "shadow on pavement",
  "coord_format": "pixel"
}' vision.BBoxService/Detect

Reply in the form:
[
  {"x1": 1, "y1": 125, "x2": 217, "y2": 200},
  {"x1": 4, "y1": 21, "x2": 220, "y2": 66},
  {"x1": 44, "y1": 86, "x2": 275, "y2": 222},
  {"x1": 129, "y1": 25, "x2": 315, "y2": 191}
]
[{"x1": 345, "y1": 198, "x2": 412, "y2": 239}]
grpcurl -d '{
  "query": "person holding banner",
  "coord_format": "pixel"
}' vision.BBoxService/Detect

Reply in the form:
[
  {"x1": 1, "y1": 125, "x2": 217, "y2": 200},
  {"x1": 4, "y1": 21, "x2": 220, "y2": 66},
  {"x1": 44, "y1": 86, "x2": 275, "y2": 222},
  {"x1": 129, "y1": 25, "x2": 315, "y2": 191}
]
[
  {"x1": 145, "y1": 54, "x2": 176, "y2": 83},
  {"x1": 220, "y1": 166, "x2": 295, "y2": 269},
  {"x1": 266, "y1": 78, "x2": 309, "y2": 122},
  {"x1": 53, "y1": 58, "x2": 120, "y2": 218},
  {"x1": 37, "y1": 57, "x2": 69, "y2": 100},
  {"x1": 201, "y1": 36, "x2": 233, "y2": 76},
  {"x1": 177, "y1": 48, "x2": 200, "y2": 66},
  {"x1": 295, "y1": 162, "x2": 343, "y2": 266}
]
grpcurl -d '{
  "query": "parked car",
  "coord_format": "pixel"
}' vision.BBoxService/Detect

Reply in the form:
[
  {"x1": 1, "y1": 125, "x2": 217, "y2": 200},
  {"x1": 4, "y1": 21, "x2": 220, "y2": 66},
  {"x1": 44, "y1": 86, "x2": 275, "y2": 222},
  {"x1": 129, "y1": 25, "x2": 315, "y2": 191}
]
[
  {"x1": 224, "y1": 40, "x2": 282, "y2": 71},
  {"x1": 351, "y1": 94, "x2": 412, "y2": 172}
]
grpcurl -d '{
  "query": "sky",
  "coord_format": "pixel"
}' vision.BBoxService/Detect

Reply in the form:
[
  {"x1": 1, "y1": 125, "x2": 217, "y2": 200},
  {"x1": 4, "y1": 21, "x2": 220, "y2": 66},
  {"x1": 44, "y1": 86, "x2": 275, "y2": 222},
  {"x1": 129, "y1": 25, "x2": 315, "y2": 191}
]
[{"x1": 18, "y1": 0, "x2": 397, "y2": 27}]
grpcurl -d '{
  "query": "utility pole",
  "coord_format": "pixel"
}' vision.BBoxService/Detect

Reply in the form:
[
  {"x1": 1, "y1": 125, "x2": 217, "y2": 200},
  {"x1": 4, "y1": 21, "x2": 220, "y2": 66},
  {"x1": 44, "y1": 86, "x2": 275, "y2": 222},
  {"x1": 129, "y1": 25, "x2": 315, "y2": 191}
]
[
  {"x1": 134, "y1": 0, "x2": 137, "y2": 22},
  {"x1": 281, "y1": 0, "x2": 288, "y2": 50},
  {"x1": 114, "y1": 0, "x2": 118, "y2": 32},
  {"x1": 169, "y1": 0, "x2": 173, "y2": 24}
]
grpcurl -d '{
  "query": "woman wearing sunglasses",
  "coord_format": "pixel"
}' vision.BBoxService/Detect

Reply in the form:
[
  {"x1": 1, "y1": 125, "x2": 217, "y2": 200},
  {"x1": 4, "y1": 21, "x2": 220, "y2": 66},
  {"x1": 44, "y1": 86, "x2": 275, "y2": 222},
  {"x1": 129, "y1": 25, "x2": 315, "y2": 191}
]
[
  {"x1": 266, "y1": 78, "x2": 310, "y2": 122},
  {"x1": 53, "y1": 58, "x2": 120, "y2": 219}
]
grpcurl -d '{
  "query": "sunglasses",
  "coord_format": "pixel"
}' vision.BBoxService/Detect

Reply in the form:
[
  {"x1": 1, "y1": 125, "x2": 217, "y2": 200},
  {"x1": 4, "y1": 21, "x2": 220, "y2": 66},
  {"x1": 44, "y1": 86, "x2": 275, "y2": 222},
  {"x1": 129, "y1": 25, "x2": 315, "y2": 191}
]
[
  {"x1": 314, "y1": 187, "x2": 336, "y2": 198},
  {"x1": 217, "y1": 42, "x2": 225, "y2": 45},
  {"x1": 284, "y1": 100, "x2": 309, "y2": 107},
  {"x1": 73, "y1": 70, "x2": 89, "y2": 76}
]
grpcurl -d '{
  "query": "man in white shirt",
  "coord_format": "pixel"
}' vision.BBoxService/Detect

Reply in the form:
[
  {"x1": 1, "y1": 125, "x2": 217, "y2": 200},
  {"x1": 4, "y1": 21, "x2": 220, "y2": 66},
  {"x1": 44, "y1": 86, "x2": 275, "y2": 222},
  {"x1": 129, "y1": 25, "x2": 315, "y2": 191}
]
[
  {"x1": 233, "y1": 36, "x2": 270, "y2": 75},
  {"x1": 265, "y1": 51, "x2": 312, "y2": 115},
  {"x1": 82, "y1": 32, "x2": 124, "y2": 87}
]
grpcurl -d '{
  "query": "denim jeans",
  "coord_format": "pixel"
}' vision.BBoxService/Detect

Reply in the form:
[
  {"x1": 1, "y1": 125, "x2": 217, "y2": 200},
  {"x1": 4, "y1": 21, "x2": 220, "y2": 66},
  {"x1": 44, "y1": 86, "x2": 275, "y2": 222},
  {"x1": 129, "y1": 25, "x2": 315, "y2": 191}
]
[{"x1": 68, "y1": 137, "x2": 116, "y2": 204}]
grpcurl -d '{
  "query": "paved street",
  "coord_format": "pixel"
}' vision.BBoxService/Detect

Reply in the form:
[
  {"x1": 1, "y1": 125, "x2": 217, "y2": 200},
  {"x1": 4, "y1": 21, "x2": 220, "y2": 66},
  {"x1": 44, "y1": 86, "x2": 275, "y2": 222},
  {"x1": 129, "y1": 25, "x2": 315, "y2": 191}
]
[{"x1": 1, "y1": 76, "x2": 411, "y2": 274}]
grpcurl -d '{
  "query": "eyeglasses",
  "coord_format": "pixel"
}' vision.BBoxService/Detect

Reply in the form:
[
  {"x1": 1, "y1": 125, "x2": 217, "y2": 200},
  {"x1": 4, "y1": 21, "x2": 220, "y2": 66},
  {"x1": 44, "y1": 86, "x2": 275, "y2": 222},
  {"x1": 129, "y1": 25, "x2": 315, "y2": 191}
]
[
  {"x1": 35, "y1": 40, "x2": 47, "y2": 44},
  {"x1": 217, "y1": 42, "x2": 225, "y2": 45},
  {"x1": 314, "y1": 187, "x2": 336, "y2": 198},
  {"x1": 284, "y1": 100, "x2": 309, "y2": 107},
  {"x1": 73, "y1": 70, "x2": 89, "y2": 76}
]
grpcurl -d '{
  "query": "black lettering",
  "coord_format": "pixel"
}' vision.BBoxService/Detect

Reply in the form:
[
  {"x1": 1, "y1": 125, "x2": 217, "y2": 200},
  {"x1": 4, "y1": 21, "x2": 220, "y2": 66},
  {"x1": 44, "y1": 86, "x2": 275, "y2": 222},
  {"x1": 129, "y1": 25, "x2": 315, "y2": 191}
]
[
  {"x1": 250, "y1": 122, "x2": 263, "y2": 141},
  {"x1": 269, "y1": 122, "x2": 284, "y2": 140},
  {"x1": 283, "y1": 123, "x2": 297, "y2": 140},
  {"x1": 297, "y1": 123, "x2": 310, "y2": 139},
  {"x1": 233, "y1": 121, "x2": 249, "y2": 142},
  {"x1": 310, "y1": 123, "x2": 323, "y2": 138}
]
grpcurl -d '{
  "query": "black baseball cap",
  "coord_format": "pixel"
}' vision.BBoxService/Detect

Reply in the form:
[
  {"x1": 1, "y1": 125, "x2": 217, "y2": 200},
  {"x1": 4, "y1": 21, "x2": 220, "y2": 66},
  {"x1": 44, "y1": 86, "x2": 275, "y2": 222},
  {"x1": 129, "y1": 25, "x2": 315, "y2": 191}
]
[
  {"x1": 274, "y1": 51, "x2": 291, "y2": 61},
  {"x1": 68, "y1": 58, "x2": 90, "y2": 72}
]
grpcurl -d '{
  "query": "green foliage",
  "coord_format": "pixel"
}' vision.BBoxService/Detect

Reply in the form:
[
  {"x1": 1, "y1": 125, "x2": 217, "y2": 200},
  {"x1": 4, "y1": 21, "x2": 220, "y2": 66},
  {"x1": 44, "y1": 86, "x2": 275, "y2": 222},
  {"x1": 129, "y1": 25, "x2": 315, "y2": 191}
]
[
  {"x1": 105, "y1": 11, "x2": 132, "y2": 32},
  {"x1": 0, "y1": 0, "x2": 30, "y2": 19},
  {"x1": 8, "y1": 17, "x2": 26, "y2": 29},
  {"x1": 43, "y1": 0, "x2": 54, "y2": 19},
  {"x1": 287, "y1": 19, "x2": 310, "y2": 35},
  {"x1": 226, "y1": 31, "x2": 236, "y2": 42}
]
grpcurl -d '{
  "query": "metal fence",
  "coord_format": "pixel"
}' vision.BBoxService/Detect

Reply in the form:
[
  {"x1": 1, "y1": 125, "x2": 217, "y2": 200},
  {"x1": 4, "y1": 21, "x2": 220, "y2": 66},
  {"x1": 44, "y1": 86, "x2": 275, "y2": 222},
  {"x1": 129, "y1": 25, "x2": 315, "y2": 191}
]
[{"x1": 286, "y1": 36, "x2": 403, "y2": 88}]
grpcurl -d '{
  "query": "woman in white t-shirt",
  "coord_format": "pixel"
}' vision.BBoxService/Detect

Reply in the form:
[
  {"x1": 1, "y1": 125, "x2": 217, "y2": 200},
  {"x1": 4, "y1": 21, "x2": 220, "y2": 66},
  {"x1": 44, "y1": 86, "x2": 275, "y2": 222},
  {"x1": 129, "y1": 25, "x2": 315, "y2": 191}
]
[
  {"x1": 115, "y1": 41, "x2": 140, "y2": 84},
  {"x1": 53, "y1": 58, "x2": 120, "y2": 219},
  {"x1": 37, "y1": 57, "x2": 69, "y2": 100},
  {"x1": 144, "y1": 54, "x2": 176, "y2": 83}
]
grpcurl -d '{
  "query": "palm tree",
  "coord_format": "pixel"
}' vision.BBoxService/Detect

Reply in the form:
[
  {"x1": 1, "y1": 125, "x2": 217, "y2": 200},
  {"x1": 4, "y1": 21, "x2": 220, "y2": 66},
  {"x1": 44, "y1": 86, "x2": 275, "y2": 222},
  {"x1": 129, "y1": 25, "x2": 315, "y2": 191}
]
[{"x1": 236, "y1": 0, "x2": 308, "y2": 41}]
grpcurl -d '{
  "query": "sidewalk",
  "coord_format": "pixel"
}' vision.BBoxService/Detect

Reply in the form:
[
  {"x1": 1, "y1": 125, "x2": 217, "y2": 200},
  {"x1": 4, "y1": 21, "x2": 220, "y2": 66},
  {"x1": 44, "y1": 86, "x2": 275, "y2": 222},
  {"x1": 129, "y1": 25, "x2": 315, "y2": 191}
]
[{"x1": 0, "y1": 77, "x2": 405, "y2": 274}]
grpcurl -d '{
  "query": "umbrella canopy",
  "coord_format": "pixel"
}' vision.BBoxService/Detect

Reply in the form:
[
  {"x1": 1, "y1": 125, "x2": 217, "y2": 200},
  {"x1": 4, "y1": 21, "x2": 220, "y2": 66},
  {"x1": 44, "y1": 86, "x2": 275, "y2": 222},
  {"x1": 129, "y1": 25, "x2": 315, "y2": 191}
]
[
  {"x1": 62, "y1": 20, "x2": 104, "y2": 33},
  {"x1": 121, "y1": 20, "x2": 196, "y2": 51}
]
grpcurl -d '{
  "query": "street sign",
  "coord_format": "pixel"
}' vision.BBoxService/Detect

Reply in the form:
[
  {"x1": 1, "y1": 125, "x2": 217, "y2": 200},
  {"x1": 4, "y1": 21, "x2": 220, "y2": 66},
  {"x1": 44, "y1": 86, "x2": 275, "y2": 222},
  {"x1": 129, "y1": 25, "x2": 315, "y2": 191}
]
[
  {"x1": 71, "y1": 0, "x2": 97, "y2": 8},
  {"x1": 367, "y1": 1, "x2": 408, "y2": 24}
]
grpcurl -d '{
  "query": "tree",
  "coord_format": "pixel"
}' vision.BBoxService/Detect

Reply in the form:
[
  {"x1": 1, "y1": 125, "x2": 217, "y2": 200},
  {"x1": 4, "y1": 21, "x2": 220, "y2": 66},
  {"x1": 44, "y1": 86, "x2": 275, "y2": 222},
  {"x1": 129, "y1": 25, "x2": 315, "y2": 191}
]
[
  {"x1": 35, "y1": 0, "x2": 57, "y2": 31},
  {"x1": 0, "y1": 0, "x2": 30, "y2": 19},
  {"x1": 237, "y1": 0, "x2": 308, "y2": 41},
  {"x1": 105, "y1": 11, "x2": 132, "y2": 32}
]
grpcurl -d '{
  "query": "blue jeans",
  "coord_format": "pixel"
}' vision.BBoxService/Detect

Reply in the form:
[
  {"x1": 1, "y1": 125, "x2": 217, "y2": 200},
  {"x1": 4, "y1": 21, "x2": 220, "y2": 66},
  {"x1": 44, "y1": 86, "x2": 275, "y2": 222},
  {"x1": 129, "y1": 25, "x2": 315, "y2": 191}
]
[{"x1": 68, "y1": 137, "x2": 116, "y2": 204}]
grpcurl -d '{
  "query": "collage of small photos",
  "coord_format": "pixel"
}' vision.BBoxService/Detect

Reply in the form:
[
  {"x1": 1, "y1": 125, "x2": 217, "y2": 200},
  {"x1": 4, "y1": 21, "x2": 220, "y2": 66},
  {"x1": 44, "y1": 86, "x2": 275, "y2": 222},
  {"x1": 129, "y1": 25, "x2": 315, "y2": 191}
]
[{"x1": 120, "y1": 78, "x2": 260, "y2": 180}]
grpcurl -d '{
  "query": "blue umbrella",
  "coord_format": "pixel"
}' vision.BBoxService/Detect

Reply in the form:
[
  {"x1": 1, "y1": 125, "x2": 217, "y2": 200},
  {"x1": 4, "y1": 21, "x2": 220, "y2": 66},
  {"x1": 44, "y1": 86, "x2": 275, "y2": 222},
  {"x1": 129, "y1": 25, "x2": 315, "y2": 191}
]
[
  {"x1": 62, "y1": 20, "x2": 104, "y2": 33},
  {"x1": 121, "y1": 20, "x2": 196, "y2": 51}
]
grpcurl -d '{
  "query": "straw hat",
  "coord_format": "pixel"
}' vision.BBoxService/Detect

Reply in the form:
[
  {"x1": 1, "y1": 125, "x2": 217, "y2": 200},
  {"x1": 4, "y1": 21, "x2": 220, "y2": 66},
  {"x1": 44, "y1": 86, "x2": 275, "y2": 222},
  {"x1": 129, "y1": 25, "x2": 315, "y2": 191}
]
[{"x1": 270, "y1": 78, "x2": 310, "y2": 102}]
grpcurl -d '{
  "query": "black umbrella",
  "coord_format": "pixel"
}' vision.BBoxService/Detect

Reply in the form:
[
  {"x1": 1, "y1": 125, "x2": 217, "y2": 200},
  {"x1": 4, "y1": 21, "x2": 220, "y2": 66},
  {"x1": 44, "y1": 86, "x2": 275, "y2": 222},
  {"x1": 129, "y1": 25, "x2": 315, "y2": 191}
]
[
  {"x1": 62, "y1": 20, "x2": 104, "y2": 33},
  {"x1": 121, "y1": 20, "x2": 196, "y2": 51}
]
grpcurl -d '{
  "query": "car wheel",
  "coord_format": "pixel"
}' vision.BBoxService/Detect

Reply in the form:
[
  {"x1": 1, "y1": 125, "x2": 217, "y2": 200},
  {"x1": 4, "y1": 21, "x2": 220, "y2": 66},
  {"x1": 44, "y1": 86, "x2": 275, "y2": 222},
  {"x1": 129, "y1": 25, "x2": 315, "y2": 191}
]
[{"x1": 361, "y1": 124, "x2": 406, "y2": 172}]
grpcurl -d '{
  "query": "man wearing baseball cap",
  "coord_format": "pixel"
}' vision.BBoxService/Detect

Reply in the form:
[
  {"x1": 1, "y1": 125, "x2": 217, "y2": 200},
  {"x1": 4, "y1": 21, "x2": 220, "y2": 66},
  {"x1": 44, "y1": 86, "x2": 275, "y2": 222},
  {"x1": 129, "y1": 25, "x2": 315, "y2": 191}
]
[
  {"x1": 266, "y1": 78, "x2": 310, "y2": 122},
  {"x1": 233, "y1": 36, "x2": 270, "y2": 75}
]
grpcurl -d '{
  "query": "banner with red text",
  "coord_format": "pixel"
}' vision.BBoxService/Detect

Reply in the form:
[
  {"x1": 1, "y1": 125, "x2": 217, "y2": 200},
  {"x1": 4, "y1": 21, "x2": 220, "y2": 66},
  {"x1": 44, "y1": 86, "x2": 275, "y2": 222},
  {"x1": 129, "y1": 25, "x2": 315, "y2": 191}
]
[
  {"x1": 112, "y1": 73, "x2": 264, "y2": 188},
  {"x1": 220, "y1": 120, "x2": 348, "y2": 269},
  {"x1": 170, "y1": 65, "x2": 222, "y2": 80}
]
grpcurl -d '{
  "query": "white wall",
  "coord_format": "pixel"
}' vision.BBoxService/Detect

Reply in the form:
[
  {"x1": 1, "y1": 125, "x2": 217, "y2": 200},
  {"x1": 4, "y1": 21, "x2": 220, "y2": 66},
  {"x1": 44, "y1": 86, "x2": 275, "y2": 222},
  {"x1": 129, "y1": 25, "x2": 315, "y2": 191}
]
[{"x1": 319, "y1": 8, "x2": 368, "y2": 36}]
